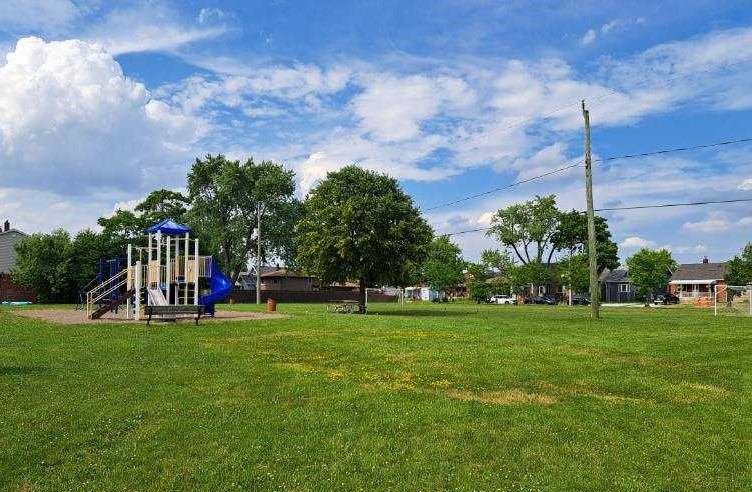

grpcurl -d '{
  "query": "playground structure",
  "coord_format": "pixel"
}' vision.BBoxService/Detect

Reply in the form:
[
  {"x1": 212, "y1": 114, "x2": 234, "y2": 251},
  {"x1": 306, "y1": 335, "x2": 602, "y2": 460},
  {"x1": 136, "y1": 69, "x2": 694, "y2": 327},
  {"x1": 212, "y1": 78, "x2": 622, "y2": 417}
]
[{"x1": 84, "y1": 219, "x2": 232, "y2": 321}]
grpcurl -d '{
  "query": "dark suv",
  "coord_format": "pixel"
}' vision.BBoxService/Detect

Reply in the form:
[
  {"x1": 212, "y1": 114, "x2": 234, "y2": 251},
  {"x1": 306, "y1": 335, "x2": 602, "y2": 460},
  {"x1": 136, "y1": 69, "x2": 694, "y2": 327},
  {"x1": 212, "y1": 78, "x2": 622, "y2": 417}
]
[
  {"x1": 525, "y1": 295, "x2": 557, "y2": 305},
  {"x1": 654, "y1": 293, "x2": 680, "y2": 305},
  {"x1": 570, "y1": 295, "x2": 591, "y2": 305}
]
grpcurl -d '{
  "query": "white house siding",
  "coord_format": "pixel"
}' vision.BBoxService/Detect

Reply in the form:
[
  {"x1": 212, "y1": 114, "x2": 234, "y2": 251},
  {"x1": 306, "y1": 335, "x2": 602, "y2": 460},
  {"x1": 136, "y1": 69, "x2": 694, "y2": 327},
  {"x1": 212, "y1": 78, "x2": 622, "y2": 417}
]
[{"x1": 0, "y1": 231, "x2": 26, "y2": 273}]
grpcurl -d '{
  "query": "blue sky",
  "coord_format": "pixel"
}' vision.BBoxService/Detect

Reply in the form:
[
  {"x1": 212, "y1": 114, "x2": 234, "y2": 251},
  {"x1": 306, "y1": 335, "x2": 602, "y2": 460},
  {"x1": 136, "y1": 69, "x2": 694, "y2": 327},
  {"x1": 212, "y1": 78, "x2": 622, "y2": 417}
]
[{"x1": 1, "y1": 0, "x2": 752, "y2": 264}]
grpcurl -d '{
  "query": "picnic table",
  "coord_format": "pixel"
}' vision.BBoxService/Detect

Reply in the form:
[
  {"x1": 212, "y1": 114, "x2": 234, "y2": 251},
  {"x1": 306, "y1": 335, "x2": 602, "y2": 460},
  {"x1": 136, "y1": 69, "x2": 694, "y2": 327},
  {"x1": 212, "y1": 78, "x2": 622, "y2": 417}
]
[{"x1": 327, "y1": 300, "x2": 363, "y2": 314}]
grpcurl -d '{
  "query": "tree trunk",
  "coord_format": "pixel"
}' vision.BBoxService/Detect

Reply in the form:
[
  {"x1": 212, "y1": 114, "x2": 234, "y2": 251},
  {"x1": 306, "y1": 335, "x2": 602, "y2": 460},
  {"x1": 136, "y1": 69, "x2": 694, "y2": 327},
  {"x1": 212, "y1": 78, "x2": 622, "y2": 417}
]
[{"x1": 359, "y1": 278, "x2": 367, "y2": 314}]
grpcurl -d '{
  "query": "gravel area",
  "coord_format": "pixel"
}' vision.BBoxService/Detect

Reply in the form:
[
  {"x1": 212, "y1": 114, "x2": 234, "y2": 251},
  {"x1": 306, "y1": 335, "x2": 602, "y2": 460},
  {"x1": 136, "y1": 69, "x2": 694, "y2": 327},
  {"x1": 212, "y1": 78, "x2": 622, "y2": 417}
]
[{"x1": 11, "y1": 308, "x2": 285, "y2": 325}]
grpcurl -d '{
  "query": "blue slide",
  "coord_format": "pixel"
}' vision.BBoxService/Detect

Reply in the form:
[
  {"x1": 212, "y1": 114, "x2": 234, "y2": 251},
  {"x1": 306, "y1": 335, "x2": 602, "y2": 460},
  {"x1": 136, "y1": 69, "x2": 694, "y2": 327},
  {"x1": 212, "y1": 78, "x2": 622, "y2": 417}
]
[{"x1": 199, "y1": 259, "x2": 232, "y2": 315}]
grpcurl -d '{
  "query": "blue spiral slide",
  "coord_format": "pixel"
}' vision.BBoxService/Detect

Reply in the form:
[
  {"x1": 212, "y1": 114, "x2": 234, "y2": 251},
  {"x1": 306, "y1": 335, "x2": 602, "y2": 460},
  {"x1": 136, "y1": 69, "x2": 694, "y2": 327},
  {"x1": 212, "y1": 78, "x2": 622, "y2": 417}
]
[{"x1": 198, "y1": 259, "x2": 232, "y2": 315}]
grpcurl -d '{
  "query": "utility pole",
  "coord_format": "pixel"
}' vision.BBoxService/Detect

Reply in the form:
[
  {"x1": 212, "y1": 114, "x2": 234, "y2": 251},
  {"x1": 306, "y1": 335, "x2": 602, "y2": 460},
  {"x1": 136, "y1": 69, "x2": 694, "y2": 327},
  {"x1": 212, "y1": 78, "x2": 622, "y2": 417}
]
[
  {"x1": 256, "y1": 204, "x2": 262, "y2": 304},
  {"x1": 582, "y1": 100, "x2": 600, "y2": 319}
]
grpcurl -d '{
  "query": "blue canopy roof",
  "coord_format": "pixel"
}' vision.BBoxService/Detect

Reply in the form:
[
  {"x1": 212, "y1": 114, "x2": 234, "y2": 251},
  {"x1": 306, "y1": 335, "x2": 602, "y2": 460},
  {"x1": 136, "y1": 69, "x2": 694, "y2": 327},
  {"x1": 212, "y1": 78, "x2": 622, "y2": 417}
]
[{"x1": 147, "y1": 219, "x2": 192, "y2": 235}]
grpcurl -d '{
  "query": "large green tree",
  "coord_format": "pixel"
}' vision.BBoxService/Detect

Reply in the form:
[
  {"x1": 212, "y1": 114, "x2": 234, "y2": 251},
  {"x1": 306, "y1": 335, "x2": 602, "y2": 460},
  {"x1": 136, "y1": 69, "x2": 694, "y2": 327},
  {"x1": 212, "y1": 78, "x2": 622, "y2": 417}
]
[
  {"x1": 97, "y1": 188, "x2": 190, "y2": 246},
  {"x1": 486, "y1": 195, "x2": 560, "y2": 265},
  {"x1": 423, "y1": 236, "x2": 465, "y2": 296},
  {"x1": 11, "y1": 230, "x2": 74, "y2": 302},
  {"x1": 557, "y1": 252, "x2": 590, "y2": 297},
  {"x1": 626, "y1": 249, "x2": 677, "y2": 306},
  {"x1": 552, "y1": 210, "x2": 620, "y2": 274},
  {"x1": 726, "y1": 242, "x2": 752, "y2": 286},
  {"x1": 295, "y1": 165, "x2": 433, "y2": 312},
  {"x1": 187, "y1": 155, "x2": 297, "y2": 285}
]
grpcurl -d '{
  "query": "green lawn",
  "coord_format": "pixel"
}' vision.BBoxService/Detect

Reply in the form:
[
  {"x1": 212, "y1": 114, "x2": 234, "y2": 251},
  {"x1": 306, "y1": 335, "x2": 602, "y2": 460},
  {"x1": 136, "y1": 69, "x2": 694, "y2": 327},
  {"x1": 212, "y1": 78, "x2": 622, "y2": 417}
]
[{"x1": 1, "y1": 303, "x2": 750, "y2": 491}]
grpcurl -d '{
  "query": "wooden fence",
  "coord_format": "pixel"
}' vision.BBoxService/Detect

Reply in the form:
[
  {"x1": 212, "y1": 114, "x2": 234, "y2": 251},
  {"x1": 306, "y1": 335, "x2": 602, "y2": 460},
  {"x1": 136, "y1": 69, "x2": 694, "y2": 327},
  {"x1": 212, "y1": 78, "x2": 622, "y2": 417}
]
[{"x1": 229, "y1": 289, "x2": 397, "y2": 303}]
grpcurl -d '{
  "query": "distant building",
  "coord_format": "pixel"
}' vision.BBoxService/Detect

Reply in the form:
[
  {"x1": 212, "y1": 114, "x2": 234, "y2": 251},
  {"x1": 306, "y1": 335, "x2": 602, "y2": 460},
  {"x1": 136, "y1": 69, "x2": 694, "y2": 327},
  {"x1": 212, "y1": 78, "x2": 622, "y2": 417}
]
[
  {"x1": 0, "y1": 220, "x2": 36, "y2": 302},
  {"x1": 405, "y1": 286, "x2": 440, "y2": 301},
  {"x1": 0, "y1": 220, "x2": 26, "y2": 274},
  {"x1": 669, "y1": 257, "x2": 727, "y2": 302},
  {"x1": 600, "y1": 268, "x2": 636, "y2": 302},
  {"x1": 236, "y1": 265, "x2": 317, "y2": 291}
]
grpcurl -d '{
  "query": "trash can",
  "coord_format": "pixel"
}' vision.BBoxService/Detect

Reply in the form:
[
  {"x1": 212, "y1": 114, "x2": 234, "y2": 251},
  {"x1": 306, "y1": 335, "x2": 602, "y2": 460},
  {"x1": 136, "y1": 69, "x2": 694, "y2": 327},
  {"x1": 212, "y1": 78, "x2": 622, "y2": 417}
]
[{"x1": 267, "y1": 298, "x2": 277, "y2": 312}]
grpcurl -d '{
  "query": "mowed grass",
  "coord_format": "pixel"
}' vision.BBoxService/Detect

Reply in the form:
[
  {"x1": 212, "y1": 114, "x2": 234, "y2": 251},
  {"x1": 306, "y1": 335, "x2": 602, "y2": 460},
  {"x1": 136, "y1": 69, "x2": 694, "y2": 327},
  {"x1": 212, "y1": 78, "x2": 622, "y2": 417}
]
[{"x1": 1, "y1": 303, "x2": 751, "y2": 491}]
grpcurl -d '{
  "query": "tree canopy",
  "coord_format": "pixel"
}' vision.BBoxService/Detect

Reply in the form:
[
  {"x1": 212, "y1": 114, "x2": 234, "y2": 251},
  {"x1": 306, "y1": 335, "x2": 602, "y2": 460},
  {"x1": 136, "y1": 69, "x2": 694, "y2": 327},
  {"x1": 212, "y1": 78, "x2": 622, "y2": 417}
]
[
  {"x1": 626, "y1": 249, "x2": 677, "y2": 305},
  {"x1": 295, "y1": 165, "x2": 433, "y2": 312},
  {"x1": 486, "y1": 195, "x2": 559, "y2": 265},
  {"x1": 187, "y1": 155, "x2": 297, "y2": 284},
  {"x1": 422, "y1": 236, "x2": 465, "y2": 295},
  {"x1": 725, "y1": 242, "x2": 752, "y2": 286},
  {"x1": 486, "y1": 195, "x2": 619, "y2": 274},
  {"x1": 552, "y1": 210, "x2": 620, "y2": 273}
]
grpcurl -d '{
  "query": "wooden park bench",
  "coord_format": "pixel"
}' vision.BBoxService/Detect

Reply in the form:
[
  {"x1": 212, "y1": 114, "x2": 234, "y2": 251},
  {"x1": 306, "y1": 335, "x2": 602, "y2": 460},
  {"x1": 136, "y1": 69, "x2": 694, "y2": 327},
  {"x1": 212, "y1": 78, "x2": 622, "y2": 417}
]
[
  {"x1": 326, "y1": 300, "x2": 363, "y2": 314},
  {"x1": 145, "y1": 305, "x2": 204, "y2": 325}
]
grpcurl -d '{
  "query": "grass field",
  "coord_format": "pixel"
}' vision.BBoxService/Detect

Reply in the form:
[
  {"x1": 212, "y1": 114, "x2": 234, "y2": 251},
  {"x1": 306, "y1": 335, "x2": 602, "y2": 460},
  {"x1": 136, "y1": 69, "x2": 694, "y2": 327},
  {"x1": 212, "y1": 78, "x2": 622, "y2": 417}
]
[{"x1": 1, "y1": 302, "x2": 751, "y2": 491}]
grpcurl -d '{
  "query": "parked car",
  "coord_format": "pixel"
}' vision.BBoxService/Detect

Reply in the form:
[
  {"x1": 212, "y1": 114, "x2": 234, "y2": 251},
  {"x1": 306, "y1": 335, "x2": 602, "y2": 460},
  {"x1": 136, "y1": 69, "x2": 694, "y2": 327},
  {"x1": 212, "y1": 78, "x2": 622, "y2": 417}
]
[
  {"x1": 653, "y1": 293, "x2": 680, "y2": 305},
  {"x1": 525, "y1": 295, "x2": 557, "y2": 305},
  {"x1": 570, "y1": 295, "x2": 591, "y2": 305},
  {"x1": 489, "y1": 295, "x2": 516, "y2": 305}
]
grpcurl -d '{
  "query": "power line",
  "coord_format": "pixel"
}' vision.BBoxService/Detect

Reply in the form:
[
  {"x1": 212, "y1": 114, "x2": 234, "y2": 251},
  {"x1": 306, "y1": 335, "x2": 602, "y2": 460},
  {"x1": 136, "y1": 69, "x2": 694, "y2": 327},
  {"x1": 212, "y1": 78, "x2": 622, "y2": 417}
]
[
  {"x1": 423, "y1": 160, "x2": 583, "y2": 211},
  {"x1": 424, "y1": 135, "x2": 752, "y2": 212},
  {"x1": 595, "y1": 197, "x2": 752, "y2": 212},
  {"x1": 596, "y1": 136, "x2": 752, "y2": 162},
  {"x1": 439, "y1": 197, "x2": 752, "y2": 237}
]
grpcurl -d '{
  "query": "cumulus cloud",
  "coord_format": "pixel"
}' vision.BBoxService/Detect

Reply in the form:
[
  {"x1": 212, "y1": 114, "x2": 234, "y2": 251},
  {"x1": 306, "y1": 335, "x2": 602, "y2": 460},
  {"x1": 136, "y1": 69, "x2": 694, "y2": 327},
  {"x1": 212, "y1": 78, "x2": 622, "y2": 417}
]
[
  {"x1": 619, "y1": 236, "x2": 655, "y2": 249},
  {"x1": 0, "y1": 37, "x2": 204, "y2": 196},
  {"x1": 739, "y1": 178, "x2": 752, "y2": 190},
  {"x1": 683, "y1": 213, "x2": 731, "y2": 232},
  {"x1": 352, "y1": 73, "x2": 476, "y2": 141}
]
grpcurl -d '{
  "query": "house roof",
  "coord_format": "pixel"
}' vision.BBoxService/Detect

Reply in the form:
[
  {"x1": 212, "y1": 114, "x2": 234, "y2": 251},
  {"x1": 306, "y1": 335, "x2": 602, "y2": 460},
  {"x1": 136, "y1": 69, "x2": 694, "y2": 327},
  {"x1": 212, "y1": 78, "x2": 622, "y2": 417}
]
[
  {"x1": 601, "y1": 269, "x2": 630, "y2": 283},
  {"x1": 670, "y1": 262, "x2": 726, "y2": 282},
  {"x1": 0, "y1": 228, "x2": 27, "y2": 238},
  {"x1": 261, "y1": 268, "x2": 313, "y2": 279}
]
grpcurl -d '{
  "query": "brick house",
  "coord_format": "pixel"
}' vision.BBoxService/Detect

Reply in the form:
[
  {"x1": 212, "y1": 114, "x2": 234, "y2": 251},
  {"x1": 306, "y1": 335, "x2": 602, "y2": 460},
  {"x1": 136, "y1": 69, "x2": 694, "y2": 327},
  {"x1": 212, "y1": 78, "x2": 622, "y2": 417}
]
[
  {"x1": 668, "y1": 257, "x2": 727, "y2": 303},
  {"x1": 0, "y1": 220, "x2": 36, "y2": 302}
]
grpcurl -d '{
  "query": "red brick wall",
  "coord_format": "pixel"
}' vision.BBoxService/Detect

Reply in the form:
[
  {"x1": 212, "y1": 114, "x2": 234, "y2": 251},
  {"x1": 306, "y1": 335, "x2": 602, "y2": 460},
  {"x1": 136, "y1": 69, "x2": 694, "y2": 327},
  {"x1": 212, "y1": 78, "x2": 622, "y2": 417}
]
[{"x1": 0, "y1": 273, "x2": 37, "y2": 302}]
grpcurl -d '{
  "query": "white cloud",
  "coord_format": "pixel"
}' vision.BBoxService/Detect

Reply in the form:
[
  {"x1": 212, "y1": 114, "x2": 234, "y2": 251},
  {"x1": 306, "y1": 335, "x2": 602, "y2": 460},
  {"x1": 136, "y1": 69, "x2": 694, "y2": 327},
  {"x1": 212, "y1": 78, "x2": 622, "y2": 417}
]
[
  {"x1": 198, "y1": 8, "x2": 234, "y2": 25},
  {"x1": 683, "y1": 213, "x2": 731, "y2": 233},
  {"x1": 581, "y1": 29, "x2": 597, "y2": 45},
  {"x1": 739, "y1": 178, "x2": 752, "y2": 190},
  {"x1": 0, "y1": 0, "x2": 81, "y2": 33},
  {"x1": 84, "y1": 4, "x2": 227, "y2": 55},
  {"x1": 620, "y1": 236, "x2": 655, "y2": 249},
  {"x1": 352, "y1": 73, "x2": 476, "y2": 141},
  {"x1": 0, "y1": 37, "x2": 204, "y2": 196}
]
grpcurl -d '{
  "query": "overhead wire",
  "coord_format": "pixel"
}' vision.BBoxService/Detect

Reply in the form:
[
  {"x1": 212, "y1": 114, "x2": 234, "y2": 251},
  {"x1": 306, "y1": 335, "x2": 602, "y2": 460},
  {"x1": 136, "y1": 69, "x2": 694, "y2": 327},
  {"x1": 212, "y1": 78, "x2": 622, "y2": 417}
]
[{"x1": 438, "y1": 197, "x2": 752, "y2": 237}]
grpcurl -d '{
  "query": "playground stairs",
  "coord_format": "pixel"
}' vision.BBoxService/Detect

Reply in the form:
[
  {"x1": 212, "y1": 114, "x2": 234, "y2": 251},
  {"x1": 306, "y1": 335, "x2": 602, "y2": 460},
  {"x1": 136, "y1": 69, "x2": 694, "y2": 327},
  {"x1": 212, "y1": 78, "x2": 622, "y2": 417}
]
[{"x1": 90, "y1": 288, "x2": 135, "y2": 320}]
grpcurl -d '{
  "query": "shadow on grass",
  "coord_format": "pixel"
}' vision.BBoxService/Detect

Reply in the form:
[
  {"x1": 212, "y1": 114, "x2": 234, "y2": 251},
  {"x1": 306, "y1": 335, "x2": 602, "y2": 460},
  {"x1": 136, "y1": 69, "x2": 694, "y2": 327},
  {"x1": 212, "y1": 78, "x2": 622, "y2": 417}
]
[
  {"x1": 367, "y1": 309, "x2": 482, "y2": 317},
  {"x1": 0, "y1": 366, "x2": 46, "y2": 376}
]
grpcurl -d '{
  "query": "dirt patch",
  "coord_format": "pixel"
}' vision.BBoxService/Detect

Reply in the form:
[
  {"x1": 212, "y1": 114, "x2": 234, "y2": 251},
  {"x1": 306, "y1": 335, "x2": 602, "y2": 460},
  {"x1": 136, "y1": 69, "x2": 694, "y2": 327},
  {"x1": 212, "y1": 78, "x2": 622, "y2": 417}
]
[
  {"x1": 447, "y1": 389, "x2": 556, "y2": 406},
  {"x1": 11, "y1": 308, "x2": 285, "y2": 325}
]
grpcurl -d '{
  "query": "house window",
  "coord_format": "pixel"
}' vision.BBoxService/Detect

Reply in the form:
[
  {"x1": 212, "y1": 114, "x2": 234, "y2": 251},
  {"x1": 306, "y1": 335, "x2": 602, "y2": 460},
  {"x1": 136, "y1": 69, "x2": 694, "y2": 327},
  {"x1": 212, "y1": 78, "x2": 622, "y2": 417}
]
[{"x1": 618, "y1": 283, "x2": 630, "y2": 293}]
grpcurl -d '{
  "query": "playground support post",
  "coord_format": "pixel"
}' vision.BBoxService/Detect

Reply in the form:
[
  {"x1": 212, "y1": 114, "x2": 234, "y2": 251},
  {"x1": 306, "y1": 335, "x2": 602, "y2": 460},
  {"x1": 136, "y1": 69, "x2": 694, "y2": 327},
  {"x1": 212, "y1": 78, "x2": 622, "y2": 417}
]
[
  {"x1": 194, "y1": 238, "x2": 199, "y2": 306},
  {"x1": 134, "y1": 260, "x2": 141, "y2": 321},
  {"x1": 126, "y1": 244, "x2": 132, "y2": 319},
  {"x1": 184, "y1": 233, "x2": 189, "y2": 305},
  {"x1": 166, "y1": 235, "x2": 171, "y2": 304}
]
